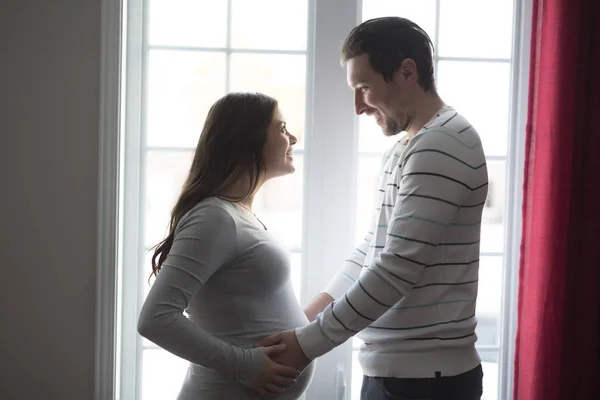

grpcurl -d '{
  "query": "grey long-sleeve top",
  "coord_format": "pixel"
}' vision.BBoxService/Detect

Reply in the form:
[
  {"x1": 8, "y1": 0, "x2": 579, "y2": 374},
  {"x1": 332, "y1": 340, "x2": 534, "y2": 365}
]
[{"x1": 138, "y1": 197, "x2": 314, "y2": 399}]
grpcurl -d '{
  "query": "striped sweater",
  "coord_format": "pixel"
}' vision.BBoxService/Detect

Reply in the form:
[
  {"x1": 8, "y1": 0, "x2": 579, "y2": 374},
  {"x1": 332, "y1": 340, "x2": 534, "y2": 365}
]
[{"x1": 295, "y1": 106, "x2": 489, "y2": 378}]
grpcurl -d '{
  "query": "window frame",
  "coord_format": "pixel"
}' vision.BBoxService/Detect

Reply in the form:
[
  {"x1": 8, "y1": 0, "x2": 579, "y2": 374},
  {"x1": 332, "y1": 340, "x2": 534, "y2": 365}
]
[
  {"x1": 96, "y1": 0, "x2": 531, "y2": 399},
  {"x1": 498, "y1": 0, "x2": 531, "y2": 398},
  {"x1": 96, "y1": 0, "x2": 123, "y2": 399}
]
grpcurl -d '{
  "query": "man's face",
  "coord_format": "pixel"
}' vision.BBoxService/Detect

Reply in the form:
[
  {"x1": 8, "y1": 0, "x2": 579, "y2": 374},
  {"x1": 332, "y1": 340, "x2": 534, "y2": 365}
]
[{"x1": 346, "y1": 53, "x2": 414, "y2": 136}]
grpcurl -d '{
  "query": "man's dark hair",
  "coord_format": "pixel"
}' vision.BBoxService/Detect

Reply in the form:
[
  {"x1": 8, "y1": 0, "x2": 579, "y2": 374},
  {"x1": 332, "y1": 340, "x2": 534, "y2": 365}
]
[{"x1": 341, "y1": 17, "x2": 436, "y2": 91}]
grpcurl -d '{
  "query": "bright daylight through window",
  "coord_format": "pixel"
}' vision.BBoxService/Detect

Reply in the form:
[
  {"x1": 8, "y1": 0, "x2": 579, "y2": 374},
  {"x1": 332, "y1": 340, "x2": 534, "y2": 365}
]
[{"x1": 118, "y1": 1, "x2": 522, "y2": 400}]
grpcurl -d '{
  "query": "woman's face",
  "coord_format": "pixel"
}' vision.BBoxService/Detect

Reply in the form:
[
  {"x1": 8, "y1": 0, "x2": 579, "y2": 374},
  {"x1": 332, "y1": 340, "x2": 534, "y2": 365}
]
[{"x1": 262, "y1": 107, "x2": 297, "y2": 180}]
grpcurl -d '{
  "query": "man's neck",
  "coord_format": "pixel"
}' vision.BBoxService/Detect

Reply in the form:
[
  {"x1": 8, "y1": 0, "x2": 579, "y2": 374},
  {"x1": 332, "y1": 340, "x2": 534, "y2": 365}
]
[{"x1": 406, "y1": 91, "x2": 446, "y2": 139}]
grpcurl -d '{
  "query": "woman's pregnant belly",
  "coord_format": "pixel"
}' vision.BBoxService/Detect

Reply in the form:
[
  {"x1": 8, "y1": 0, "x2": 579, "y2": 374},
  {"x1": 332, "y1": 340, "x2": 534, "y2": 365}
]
[
  {"x1": 178, "y1": 361, "x2": 315, "y2": 400},
  {"x1": 181, "y1": 284, "x2": 314, "y2": 399},
  {"x1": 282, "y1": 361, "x2": 315, "y2": 400}
]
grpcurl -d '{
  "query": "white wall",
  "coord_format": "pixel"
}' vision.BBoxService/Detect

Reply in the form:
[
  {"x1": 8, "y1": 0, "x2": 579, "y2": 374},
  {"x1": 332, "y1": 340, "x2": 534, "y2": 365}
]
[{"x1": 0, "y1": 1, "x2": 101, "y2": 399}]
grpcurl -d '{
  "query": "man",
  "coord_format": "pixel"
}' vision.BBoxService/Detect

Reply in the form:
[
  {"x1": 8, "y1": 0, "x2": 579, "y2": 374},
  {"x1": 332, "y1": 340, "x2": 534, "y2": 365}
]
[{"x1": 262, "y1": 17, "x2": 488, "y2": 400}]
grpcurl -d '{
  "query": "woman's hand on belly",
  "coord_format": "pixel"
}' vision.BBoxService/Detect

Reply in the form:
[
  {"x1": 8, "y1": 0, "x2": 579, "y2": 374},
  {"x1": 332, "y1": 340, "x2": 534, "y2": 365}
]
[{"x1": 251, "y1": 344, "x2": 301, "y2": 398}]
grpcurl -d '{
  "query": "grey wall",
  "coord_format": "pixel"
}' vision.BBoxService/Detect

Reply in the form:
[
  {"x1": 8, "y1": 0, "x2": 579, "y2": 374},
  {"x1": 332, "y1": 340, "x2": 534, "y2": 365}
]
[{"x1": 0, "y1": 1, "x2": 101, "y2": 399}]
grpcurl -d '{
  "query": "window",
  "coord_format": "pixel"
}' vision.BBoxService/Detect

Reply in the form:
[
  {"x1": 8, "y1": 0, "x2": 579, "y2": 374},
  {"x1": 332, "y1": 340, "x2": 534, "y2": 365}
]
[{"x1": 116, "y1": 1, "x2": 528, "y2": 399}]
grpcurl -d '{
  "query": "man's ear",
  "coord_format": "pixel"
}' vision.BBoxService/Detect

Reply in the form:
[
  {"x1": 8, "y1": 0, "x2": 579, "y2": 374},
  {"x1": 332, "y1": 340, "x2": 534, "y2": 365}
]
[{"x1": 394, "y1": 58, "x2": 418, "y2": 87}]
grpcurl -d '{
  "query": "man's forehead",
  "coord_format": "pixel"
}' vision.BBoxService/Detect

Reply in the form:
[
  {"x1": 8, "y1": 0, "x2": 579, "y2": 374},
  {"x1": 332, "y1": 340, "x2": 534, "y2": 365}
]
[{"x1": 346, "y1": 56, "x2": 371, "y2": 86}]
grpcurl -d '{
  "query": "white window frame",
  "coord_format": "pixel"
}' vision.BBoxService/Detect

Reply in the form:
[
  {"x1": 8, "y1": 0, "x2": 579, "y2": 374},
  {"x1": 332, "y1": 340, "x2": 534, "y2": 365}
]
[
  {"x1": 96, "y1": 0, "x2": 123, "y2": 399},
  {"x1": 499, "y1": 0, "x2": 531, "y2": 398},
  {"x1": 95, "y1": 0, "x2": 532, "y2": 399}
]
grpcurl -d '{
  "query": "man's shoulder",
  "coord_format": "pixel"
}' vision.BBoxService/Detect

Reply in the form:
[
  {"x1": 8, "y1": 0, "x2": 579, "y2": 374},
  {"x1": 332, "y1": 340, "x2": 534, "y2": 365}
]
[
  {"x1": 411, "y1": 108, "x2": 483, "y2": 154},
  {"x1": 428, "y1": 107, "x2": 474, "y2": 132}
]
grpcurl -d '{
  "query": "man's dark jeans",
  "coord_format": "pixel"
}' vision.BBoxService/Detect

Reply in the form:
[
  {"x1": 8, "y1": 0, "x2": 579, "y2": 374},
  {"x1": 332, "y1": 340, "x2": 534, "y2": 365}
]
[{"x1": 361, "y1": 364, "x2": 484, "y2": 400}]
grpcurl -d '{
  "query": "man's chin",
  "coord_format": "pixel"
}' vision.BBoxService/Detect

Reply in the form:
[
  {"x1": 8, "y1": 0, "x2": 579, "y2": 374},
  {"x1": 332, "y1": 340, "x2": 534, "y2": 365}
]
[
  {"x1": 374, "y1": 116, "x2": 402, "y2": 136},
  {"x1": 382, "y1": 126, "x2": 402, "y2": 137}
]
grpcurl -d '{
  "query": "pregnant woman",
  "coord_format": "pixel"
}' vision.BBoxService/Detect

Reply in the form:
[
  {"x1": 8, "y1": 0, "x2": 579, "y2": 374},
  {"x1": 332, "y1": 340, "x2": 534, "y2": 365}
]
[{"x1": 137, "y1": 92, "x2": 315, "y2": 399}]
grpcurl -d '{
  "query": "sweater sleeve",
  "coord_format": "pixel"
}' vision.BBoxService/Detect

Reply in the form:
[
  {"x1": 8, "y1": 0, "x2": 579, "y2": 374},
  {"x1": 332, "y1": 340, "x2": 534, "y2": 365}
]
[
  {"x1": 296, "y1": 131, "x2": 479, "y2": 359},
  {"x1": 323, "y1": 147, "x2": 393, "y2": 299},
  {"x1": 137, "y1": 202, "x2": 264, "y2": 388}
]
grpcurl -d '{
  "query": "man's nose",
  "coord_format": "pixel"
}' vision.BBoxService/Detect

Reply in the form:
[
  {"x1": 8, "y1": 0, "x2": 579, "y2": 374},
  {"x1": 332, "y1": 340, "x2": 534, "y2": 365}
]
[{"x1": 354, "y1": 91, "x2": 367, "y2": 115}]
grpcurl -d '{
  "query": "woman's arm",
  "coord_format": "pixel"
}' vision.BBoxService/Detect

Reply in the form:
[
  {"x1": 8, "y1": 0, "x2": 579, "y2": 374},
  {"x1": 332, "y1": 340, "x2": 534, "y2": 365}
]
[
  {"x1": 138, "y1": 265, "x2": 265, "y2": 387},
  {"x1": 303, "y1": 292, "x2": 334, "y2": 322}
]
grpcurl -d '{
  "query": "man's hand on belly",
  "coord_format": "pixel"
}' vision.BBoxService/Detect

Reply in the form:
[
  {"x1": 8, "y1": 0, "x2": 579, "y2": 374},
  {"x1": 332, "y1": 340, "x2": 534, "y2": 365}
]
[{"x1": 259, "y1": 330, "x2": 311, "y2": 373}]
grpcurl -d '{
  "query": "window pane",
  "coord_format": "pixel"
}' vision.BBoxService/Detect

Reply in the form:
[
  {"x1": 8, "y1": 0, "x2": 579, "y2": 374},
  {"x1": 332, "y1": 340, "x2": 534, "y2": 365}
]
[
  {"x1": 358, "y1": 115, "x2": 401, "y2": 153},
  {"x1": 353, "y1": 337, "x2": 364, "y2": 349},
  {"x1": 476, "y1": 256, "x2": 503, "y2": 346},
  {"x1": 362, "y1": 0, "x2": 437, "y2": 42},
  {"x1": 230, "y1": 0, "x2": 308, "y2": 50},
  {"x1": 147, "y1": 51, "x2": 226, "y2": 148},
  {"x1": 229, "y1": 53, "x2": 307, "y2": 148},
  {"x1": 254, "y1": 155, "x2": 304, "y2": 251},
  {"x1": 351, "y1": 350, "x2": 362, "y2": 400},
  {"x1": 438, "y1": 0, "x2": 514, "y2": 59},
  {"x1": 481, "y1": 160, "x2": 506, "y2": 253},
  {"x1": 290, "y1": 252, "x2": 302, "y2": 302},
  {"x1": 148, "y1": 0, "x2": 228, "y2": 48},
  {"x1": 142, "y1": 250, "x2": 155, "y2": 301},
  {"x1": 142, "y1": 349, "x2": 188, "y2": 400},
  {"x1": 144, "y1": 150, "x2": 194, "y2": 248},
  {"x1": 481, "y1": 355, "x2": 499, "y2": 400},
  {"x1": 437, "y1": 61, "x2": 511, "y2": 156}
]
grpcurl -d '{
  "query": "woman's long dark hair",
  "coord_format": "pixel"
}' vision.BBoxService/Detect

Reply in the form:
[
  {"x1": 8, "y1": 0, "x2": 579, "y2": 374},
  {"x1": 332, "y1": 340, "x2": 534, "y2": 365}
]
[{"x1": 150, "y1": 92, "x2": 278, "y2": 278}]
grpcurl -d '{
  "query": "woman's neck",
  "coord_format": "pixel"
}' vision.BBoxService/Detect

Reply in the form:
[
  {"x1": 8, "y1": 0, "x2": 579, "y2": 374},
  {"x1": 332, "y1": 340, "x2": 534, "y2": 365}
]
[{"x1": 219, "y1": 177, "x2": 262, "y2": 209}]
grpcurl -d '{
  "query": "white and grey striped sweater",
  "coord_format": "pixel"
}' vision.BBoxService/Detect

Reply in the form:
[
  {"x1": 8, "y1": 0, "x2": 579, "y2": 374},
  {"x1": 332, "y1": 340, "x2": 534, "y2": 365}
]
[{"x1": 296, "y1": 106, "x2": 488, "y2": 378}]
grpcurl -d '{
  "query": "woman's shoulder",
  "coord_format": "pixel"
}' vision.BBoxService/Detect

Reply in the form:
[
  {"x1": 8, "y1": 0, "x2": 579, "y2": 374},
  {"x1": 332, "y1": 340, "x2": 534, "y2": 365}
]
[
  {"x1": 192, "y1": 196, "x2": 235, "y2": 213},
  {"x1": 178, "y1": 197, "x2": 238, "y2": 232}
]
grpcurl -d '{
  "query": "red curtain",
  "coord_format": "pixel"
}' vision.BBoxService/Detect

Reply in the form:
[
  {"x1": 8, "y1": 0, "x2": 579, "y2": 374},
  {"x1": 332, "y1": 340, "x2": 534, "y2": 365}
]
[{"x1": 514, "y1": 0, "x2": 600, "y2": 399}]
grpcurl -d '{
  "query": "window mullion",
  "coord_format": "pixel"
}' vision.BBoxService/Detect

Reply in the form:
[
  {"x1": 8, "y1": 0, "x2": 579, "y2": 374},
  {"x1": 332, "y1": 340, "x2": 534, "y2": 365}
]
[
  {"x1": 499, "y1": 1, "x2": 531, "y2": 399},
  {"x1": 118, "y1": 1, "x2": 146, "y2": 400},
  {"x1": 224, "y1": 0, "x2": 232, "y2": 93},
  {"x1": 433, "y1": 0, "x2": 441, "y2": 84},
  {"x1": 302, "y1": 0, "x2": 359, "y2": 399}
]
